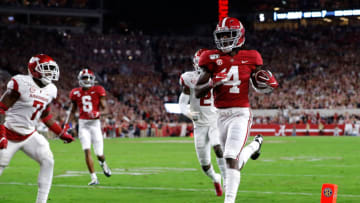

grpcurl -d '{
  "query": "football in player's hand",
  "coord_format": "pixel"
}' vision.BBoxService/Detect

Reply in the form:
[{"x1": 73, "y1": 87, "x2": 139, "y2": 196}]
[
  {"x1": 252, "y1": 71, "x2": 268, "y2": 89},
  {"x1": 254, "y1": 69, "x2": 278, "y2": 89}
]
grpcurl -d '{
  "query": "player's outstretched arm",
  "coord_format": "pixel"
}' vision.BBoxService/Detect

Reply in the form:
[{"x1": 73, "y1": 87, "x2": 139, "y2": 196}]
[
  {"x1": 0, "y1": 89, "x2": 20, "y2": 149},
  {"x1": 41, "y1": 105, "x2": 74, "y2": 143}
]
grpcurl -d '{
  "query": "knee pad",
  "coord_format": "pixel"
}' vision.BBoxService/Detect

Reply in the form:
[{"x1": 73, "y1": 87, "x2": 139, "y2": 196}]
[{"x1": 38, "y1": 148, "x2": 54, "y2": 169}]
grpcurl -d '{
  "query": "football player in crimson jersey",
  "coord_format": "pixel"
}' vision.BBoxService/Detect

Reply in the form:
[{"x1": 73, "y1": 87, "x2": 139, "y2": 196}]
[
  {"x1": 67, "y1": 68, "x2": 111, "y2": 185},
  {"x1": 178, "y1": 49, "x2": 226, "y2": 196},
  {"x1": 195, "y1": 17, "x2": 278, "y2": 203},
  {"x1": 0, "y1": 54, "x2": 74, "y2": 203}
]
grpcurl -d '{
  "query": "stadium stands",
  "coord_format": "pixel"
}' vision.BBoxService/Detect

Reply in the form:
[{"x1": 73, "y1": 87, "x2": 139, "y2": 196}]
[{"x1": 1, "y1": 22, "x2": 360, "y2": 135}]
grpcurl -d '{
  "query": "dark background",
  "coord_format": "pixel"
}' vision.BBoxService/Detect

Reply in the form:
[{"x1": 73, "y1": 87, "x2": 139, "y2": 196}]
[{"x1": 103, "y1": 1, "x2": 255, "y2": 34}]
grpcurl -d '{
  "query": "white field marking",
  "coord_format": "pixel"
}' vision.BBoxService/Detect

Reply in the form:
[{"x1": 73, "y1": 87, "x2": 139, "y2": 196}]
[
  {"x1": 55, "y1": 167, "x2": 198, "y2": 178},
  {"x1": 263, "y1": 140, "x2": 296, "y2": 144},
  {"x1": 138, "y1": 140, "x2": 193, "y2": 143},
  {"x1": 1, "y1": 182, "x2": 360, "y2": 198},
  {"x1": 244, "y1": 173, "x2": 346, "y2": 178},
  {"x1": 120, "y1": 139, "x2": 295, "y2": 144},
  {"x1": 260, "y1": 156, "x2": 343, "y2": 163},
  {"x1": 119, "y1": 140, "x2": 194, "y2": 144},
  {"x1": 55, "y1": 170, "x2": 156, "y2": 178},
  {"x1": 279, "y1": 156, "x2": 343, "y2": 161},
  {"x1": 54, "y1": 169, "x2": 349, "y2": 179},
  {"x1": 311, "y1": 164, "x2": 360, "y2": 168},
  {"x1": 130, "y1": 167, "x2": 198, "y2": 171}
]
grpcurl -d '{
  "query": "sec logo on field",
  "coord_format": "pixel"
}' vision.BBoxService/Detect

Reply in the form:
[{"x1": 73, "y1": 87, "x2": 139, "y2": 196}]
[
  {"x1": 216, "y1": 59, "x2": 223, "y2": 66},
  {"x1": 323, "y1": 187, "x2": 333, "y2": 197}
]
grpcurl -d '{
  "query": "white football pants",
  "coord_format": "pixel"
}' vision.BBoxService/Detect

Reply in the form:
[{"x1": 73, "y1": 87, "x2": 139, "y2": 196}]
[
  {"x1": 78, "y1": 119, "x2": 104, "y2": 156},
  {"x1": 0, "y1": 131, "x2": 54, "y2": 203}
]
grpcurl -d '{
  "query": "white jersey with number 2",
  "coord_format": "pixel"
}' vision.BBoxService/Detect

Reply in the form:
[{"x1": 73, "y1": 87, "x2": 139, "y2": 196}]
[{"x1": 179, "y1": 71, "x2": 217, "y2": 126}]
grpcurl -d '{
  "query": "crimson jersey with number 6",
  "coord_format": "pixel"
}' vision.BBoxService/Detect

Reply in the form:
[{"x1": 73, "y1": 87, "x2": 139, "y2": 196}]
[
  {"x1": 69, "y1": 85, "x2": 106, "y2": 119},
  {"x1": 4, "y1": 75, "x2": 57, "y2": 135},
  {"x1": 199, "y1": 49, "x2": 263, "y2": 108}
]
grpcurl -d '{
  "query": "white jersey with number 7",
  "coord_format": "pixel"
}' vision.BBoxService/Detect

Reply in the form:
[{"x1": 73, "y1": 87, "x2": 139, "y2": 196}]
[{"x1": 4, "y1": 74, "x2": 57, "y2": 135}]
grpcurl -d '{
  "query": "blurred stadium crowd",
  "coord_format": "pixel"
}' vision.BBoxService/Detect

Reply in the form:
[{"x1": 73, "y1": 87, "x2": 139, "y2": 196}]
[
  {"x1": 1, "y1": 22, "x2": 360, "y2": 136},
  {"x1": 0, "y1": 0, "x2": 94, "y2": 8}
]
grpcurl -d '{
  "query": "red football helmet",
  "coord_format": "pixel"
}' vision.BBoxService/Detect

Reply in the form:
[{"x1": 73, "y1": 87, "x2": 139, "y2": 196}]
[
  {"x1": 78, "y1": 68, "x2": 95, "y2": 88},
  {"x1": 193, "y1": 48, "x2": 208, "y2": 72},
  {"x1": 28, "y1": 54, "x2": 59, "y2": 85},
  {"x1": 213, "y1": 17, "x2": 245, "y2": 53}
]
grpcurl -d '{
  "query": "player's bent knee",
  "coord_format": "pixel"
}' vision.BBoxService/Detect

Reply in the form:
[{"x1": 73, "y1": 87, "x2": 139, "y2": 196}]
[
  {"x1": 213, "y1": 145, "x2": 223, "y2": 158},
  {"x1": 40, "y1": 155, "x2": 54, "y2": 168},
  {"x1": 226, "y1": 158, "x2": 239, "y2": 169},
  {"x1": 38, "y1": 148, "x2": 54, "y2": 168},
  {"x1": 201, "y1": 164, "x2": 211, "y2": 172}
]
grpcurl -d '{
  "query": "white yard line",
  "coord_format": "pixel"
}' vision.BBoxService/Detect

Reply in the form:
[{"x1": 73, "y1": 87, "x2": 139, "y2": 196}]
[
  {"x1": 0, "y1": 182, "x2": 359, "y2": 198},
  {"x1": 244, "y1": 173, "x2": 346, "y2": 178}
]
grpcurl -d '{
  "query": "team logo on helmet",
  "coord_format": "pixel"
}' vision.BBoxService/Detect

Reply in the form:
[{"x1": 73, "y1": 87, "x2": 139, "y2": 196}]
[{"x1": 28, "y1": 54, "x2": 59, "y2": 85}]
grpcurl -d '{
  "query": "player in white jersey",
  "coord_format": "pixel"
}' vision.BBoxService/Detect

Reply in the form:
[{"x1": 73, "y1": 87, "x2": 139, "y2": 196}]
[
  {"x1": 0, "y1": 54, "x2": 74, "y2": 203},
  {"x1": 178, "y1": 49, "x2": 226, "y2": 196}
]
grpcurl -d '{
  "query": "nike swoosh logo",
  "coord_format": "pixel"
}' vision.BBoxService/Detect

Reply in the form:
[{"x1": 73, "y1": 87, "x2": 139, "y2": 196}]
[
  {"x1": 269, "y1": 82, "x2": 277, "y2": 85},
  {"x1": 241, "y1": 60, "x2": 248, "y2": 64}
]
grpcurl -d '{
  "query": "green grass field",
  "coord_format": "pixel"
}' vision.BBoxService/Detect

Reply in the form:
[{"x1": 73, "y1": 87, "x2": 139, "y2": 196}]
[{"x1": 0, "y1": 136, "x2": 359, "y2": 203}]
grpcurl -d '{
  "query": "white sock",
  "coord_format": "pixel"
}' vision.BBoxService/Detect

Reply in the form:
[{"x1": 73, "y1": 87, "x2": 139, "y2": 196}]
[
  {"x1": 36, "y1": 157, "x2": 54, "y2": 203},
  {"x1": 216, "y1": 157, "x2": 226, "y2": 183},
  {"x1": 204, "y1": 165, "x2": 217, "y2": 182},
  {"x1": 0, "y1": 166, "x2": 5, "y2": 176},
  {"x1": 224, "y1": 168, "x2": 240, "y2": 203},
  {"x1": 238, "y1": 141, "x2": 260, "y2": 170},
  {"x1": 91, "y1": 173, "x2": 97, "y2": 180},
  {"x1": 99, "y1": 160, "x2": 105, "y2": 166},
  {"x1": 36, "y1": 192, "x2": 48, "y2": 203}
]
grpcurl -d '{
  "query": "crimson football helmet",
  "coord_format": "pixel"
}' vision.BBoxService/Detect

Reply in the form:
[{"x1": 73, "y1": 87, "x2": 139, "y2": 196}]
[
  {"x1": 193, "y1": 48, "x2": 208, "y2": 73},
  {"x1": 78, "y1": 68, "x2": 95, "y2": 88},
  {"x1": 213, "y1": 17, "x2": 245, "y2": 53},
  {"x1": 28, "y1": 54, "x2": 59, "y2": 85}
]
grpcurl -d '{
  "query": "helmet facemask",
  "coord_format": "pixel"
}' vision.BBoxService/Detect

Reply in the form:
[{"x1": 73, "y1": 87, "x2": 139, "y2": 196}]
[
  {"x1": 79, "y1": 74, "x2": 95, "y2": 88},
  {"x1": 214, "y1": 29, "x2": 242, "y2": 53},
  {"x1": 34, "y1": 60, "x2": 59, "y2": 85}
]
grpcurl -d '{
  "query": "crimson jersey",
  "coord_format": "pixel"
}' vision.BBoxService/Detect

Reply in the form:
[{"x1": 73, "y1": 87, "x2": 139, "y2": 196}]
[
  {"x1": 199, "y1": 49, "x2": 263, "y2": 108},
  {"x1": 69, "y1": 85, "x2": 106, "y2": 119}
]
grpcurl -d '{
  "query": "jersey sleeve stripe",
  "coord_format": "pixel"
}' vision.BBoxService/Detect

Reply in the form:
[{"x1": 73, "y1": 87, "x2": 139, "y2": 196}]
[{"x1": 11, "y1": 78, "x2": 19, "y2": 92}]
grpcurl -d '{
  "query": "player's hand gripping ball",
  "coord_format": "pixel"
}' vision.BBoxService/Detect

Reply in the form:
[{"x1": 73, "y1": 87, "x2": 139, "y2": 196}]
[{"x1": 254, "y1": 70, "x2": 278, "y2": 89}]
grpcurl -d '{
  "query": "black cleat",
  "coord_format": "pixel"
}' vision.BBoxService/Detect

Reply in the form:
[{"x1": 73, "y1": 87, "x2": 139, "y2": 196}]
[
  {"x1": 100, "y1": 162, "x2": 112, "y2": 177},
  {"x1": 251, "y1": 134, "x2": 263, "y2": 160}
]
